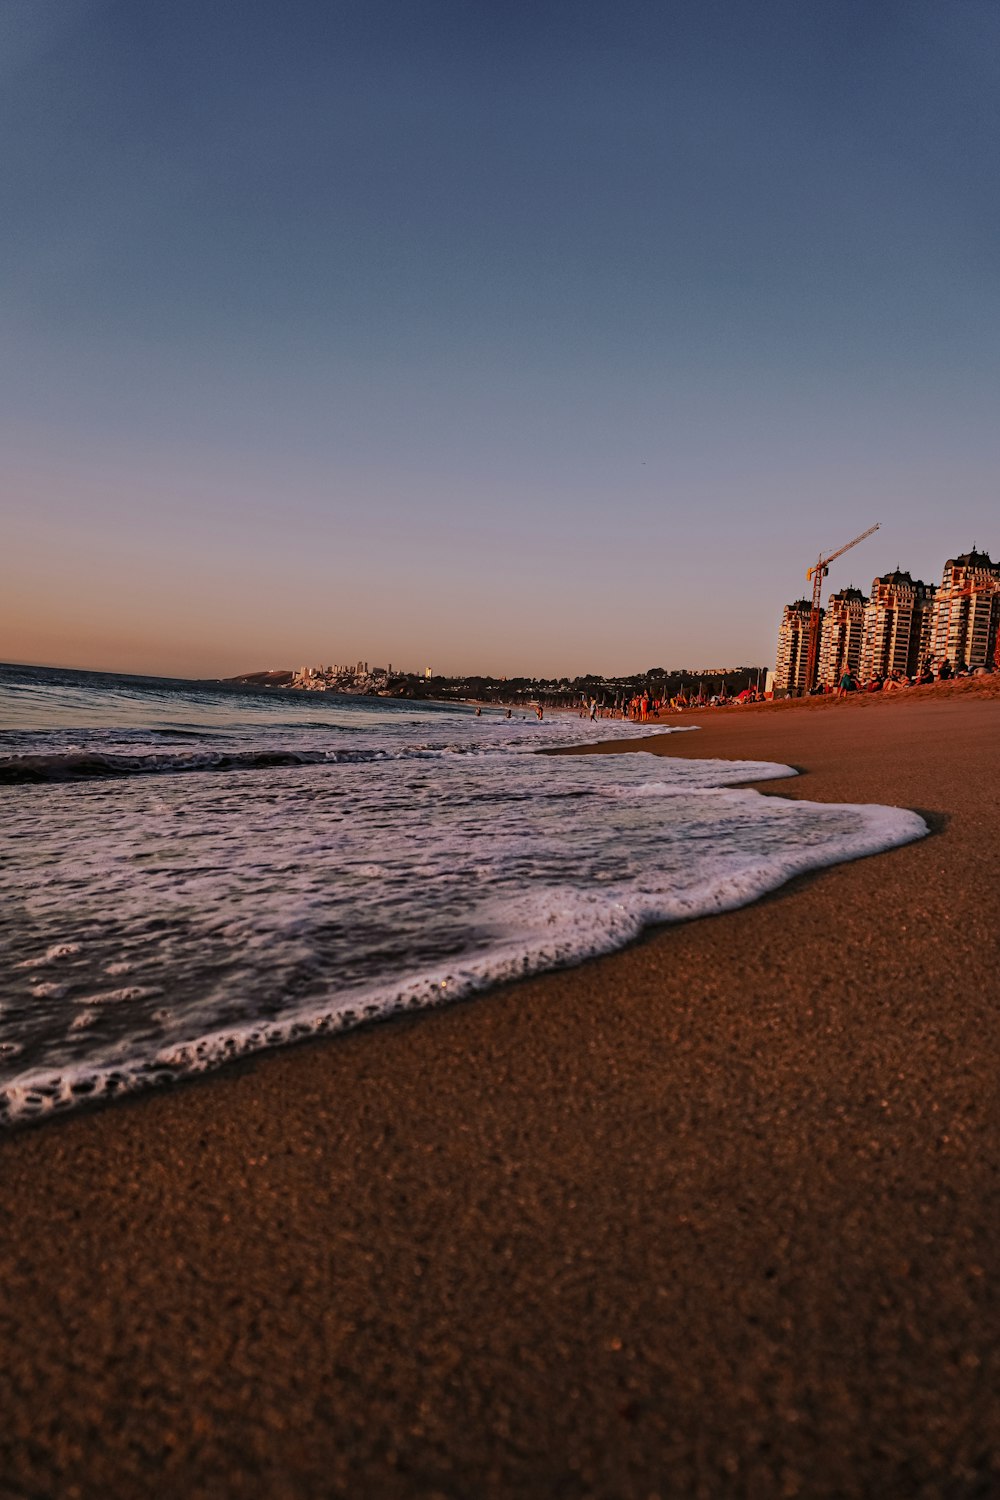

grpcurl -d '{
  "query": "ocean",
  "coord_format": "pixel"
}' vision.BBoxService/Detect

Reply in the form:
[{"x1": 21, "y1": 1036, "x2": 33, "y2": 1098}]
[{"x1": 0, "y1": 662, "x2": 926, "y2": 1125}]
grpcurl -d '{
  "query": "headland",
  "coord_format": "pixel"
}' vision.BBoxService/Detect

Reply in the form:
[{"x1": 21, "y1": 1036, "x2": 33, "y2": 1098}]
[{"x1": 2, "y1": 692, "x2": 998, "y2": 1497}]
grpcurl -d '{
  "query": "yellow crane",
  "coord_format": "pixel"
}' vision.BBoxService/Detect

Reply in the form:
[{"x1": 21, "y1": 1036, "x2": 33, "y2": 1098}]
[{"x1": 804, "y1": 523, "x2": 880, "y2": 690}]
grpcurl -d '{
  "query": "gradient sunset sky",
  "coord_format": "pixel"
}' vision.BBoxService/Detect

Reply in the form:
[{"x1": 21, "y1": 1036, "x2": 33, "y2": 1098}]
[{"x1": 3, "y1": 0, "x2": 998, "y2": 678}]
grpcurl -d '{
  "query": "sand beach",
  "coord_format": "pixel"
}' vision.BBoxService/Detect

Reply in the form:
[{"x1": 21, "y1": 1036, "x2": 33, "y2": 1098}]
[{"x1": 2, "y1": 691, "x2": 998, "y2": 1498}]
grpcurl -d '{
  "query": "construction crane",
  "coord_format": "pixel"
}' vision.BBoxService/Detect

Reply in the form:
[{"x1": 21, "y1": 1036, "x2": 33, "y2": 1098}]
[{"x1": 804, "y1": 522, "x2": 880, "y2": 691}]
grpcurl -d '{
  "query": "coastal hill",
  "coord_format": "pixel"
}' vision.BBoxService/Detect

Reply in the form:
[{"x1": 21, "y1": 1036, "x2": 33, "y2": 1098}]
[{"x1": 226, "y1": 664, "x2": 768, "y2": 705}]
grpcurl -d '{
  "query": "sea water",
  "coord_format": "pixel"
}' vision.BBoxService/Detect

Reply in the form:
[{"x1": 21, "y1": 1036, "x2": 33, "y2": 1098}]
[{"x1": 0, "y1": 663, "x2": 926, "y2": 1124}]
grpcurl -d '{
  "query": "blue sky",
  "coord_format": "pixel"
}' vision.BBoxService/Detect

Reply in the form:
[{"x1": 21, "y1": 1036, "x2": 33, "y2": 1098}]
[{"x1": 3, "y1": 0, "x2": 999, "y2": 676}]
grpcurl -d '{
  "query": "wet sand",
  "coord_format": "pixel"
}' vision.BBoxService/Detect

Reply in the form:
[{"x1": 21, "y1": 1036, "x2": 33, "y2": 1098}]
[{"x1": 2, "y1": 694, "x2": 998, "y2": 1498}]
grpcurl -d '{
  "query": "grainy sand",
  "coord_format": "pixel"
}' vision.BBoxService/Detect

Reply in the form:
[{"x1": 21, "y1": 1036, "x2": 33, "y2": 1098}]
[{"x1": 2, "y1": 693, "x2": 998, "y2": 1499}]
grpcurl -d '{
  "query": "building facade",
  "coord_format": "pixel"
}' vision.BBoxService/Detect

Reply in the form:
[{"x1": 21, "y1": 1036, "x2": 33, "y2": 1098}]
[
  {"x1": 928, "y1": 548, "x2": 1000, "y2": 669},
  {"x1": 774, "y1": 600, "x2": 817, "y2": 696},
  {"x1": 818, "y1": 587, "x2": 867, "y2": 686},
  {"x1": 859, "y1": 571, "x2": 935, "y2": 680}
]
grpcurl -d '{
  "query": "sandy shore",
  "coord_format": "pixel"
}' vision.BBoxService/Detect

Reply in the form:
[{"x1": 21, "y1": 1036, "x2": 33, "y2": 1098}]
[{"x1": 2, "y1": 695, "x2": 998, "y2": 1498}]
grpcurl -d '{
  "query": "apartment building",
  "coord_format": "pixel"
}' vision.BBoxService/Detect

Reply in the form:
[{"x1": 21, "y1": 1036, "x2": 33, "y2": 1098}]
[
  {"x1": 928, "y1": 548, "x2": 1000, "y2": 669},
  {"x1": 859, "y1": 570, "x2": 935, "y2": 680},
  {"x1": 818, "y1": 587, "x2": 867, "y2": 686},
  {"x1": 774, "y1": 599, "x2": 816, "y2": 696}
]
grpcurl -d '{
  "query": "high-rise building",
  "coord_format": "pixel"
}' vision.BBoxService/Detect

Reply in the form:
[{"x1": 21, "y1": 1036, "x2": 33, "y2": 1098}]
[
  {"x1": 774, "y1": 600, "x2": 816, "y2": 696},
  {"x1": 928, "y1": 548, "x2": 1000, "y2": 669},
  {"x1": 859, "y1": 571, "x2": 935, "y2": 680},
  {"x1": 818, "y1": 587, "x2": 867, "y2": 686}
]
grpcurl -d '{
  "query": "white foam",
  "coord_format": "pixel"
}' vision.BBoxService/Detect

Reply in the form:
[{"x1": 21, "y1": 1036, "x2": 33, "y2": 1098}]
[
  {"x1": 0, "y1": 760, "x2": 927, "y2": 1123},
  {"x1": 1, "y1": 696, "x2": 932, "y2": 1125},
  {"x1": 16, "y1": 942, "x2": 82, "y2": 968},
  {"x1": 79, "y1": 986, "x2": 159, "y2": 1005}
]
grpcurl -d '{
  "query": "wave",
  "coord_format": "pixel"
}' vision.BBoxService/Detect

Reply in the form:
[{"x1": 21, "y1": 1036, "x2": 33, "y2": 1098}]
[
  {"x1": 0, "y1": 739, "x2": 600, "y2": 784},
  {"x1": 0, "y1": 748, "x2": 338, "y2": 783},
  {"x1": 0, "y1": 720, "x2": 685, "y2": 783},
  {"x1": 0, "y1": 798, "x2": 928, "y2": 1126},
  {"x1": 147, "y1": 727, "x2": 219, "y2": 740}
]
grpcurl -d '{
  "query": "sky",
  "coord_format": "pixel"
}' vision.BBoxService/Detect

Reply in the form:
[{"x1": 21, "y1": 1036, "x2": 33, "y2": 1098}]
[{"x1": 2, "y1": 0, "x2": 999, "y2": 679}]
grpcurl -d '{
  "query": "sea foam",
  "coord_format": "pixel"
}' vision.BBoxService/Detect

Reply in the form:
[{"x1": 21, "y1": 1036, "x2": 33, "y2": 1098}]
[{"x1": 0, "y1": 715, "x2": 926, "y2": 1124}]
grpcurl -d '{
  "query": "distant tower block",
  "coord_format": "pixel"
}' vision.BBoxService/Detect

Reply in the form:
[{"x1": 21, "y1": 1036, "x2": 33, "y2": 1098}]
[
  {"x1": 819, "y1": 587, "x2": 867, "y2": 686},
  {"x1": 774, "y1": 600, "x2": 816, "y2": 697},
  {"x1": 929, "y1": 548, "x2": 1000, "y2": 668},
  {"x1": 860, "y1": 570, "x2": 936, "y2": 680}
]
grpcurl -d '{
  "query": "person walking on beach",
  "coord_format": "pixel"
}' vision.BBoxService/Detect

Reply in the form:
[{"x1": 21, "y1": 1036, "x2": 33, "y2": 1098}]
[{"x1": 838, "y1": 668, "x2": 858, "y2": 698}]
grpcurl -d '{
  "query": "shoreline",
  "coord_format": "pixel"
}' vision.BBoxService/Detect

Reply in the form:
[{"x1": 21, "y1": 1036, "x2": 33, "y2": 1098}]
[{"x1": 3, "y1": 696, "x2": 999, "y2": 1495}]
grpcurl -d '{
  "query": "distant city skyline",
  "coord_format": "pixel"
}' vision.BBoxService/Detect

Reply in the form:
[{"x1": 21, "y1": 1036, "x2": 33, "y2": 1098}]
[{"x1": 4, "y1": 1, "x2": 999, "y2": 679}]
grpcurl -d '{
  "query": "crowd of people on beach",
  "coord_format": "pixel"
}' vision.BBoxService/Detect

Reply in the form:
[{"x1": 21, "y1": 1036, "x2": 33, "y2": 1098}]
[
  {"x1": 568, "y1": 657, "x2": 993, "y2": 721},
  {"x1": 827, "y1": 656, "x2": 991, "y2": 698},
  {"x1": 487, "y1": 656, "x2": 994, "y2": 723},
  {"x1": 578, "y1": 686, "x2": 766, "y2": 721}
]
